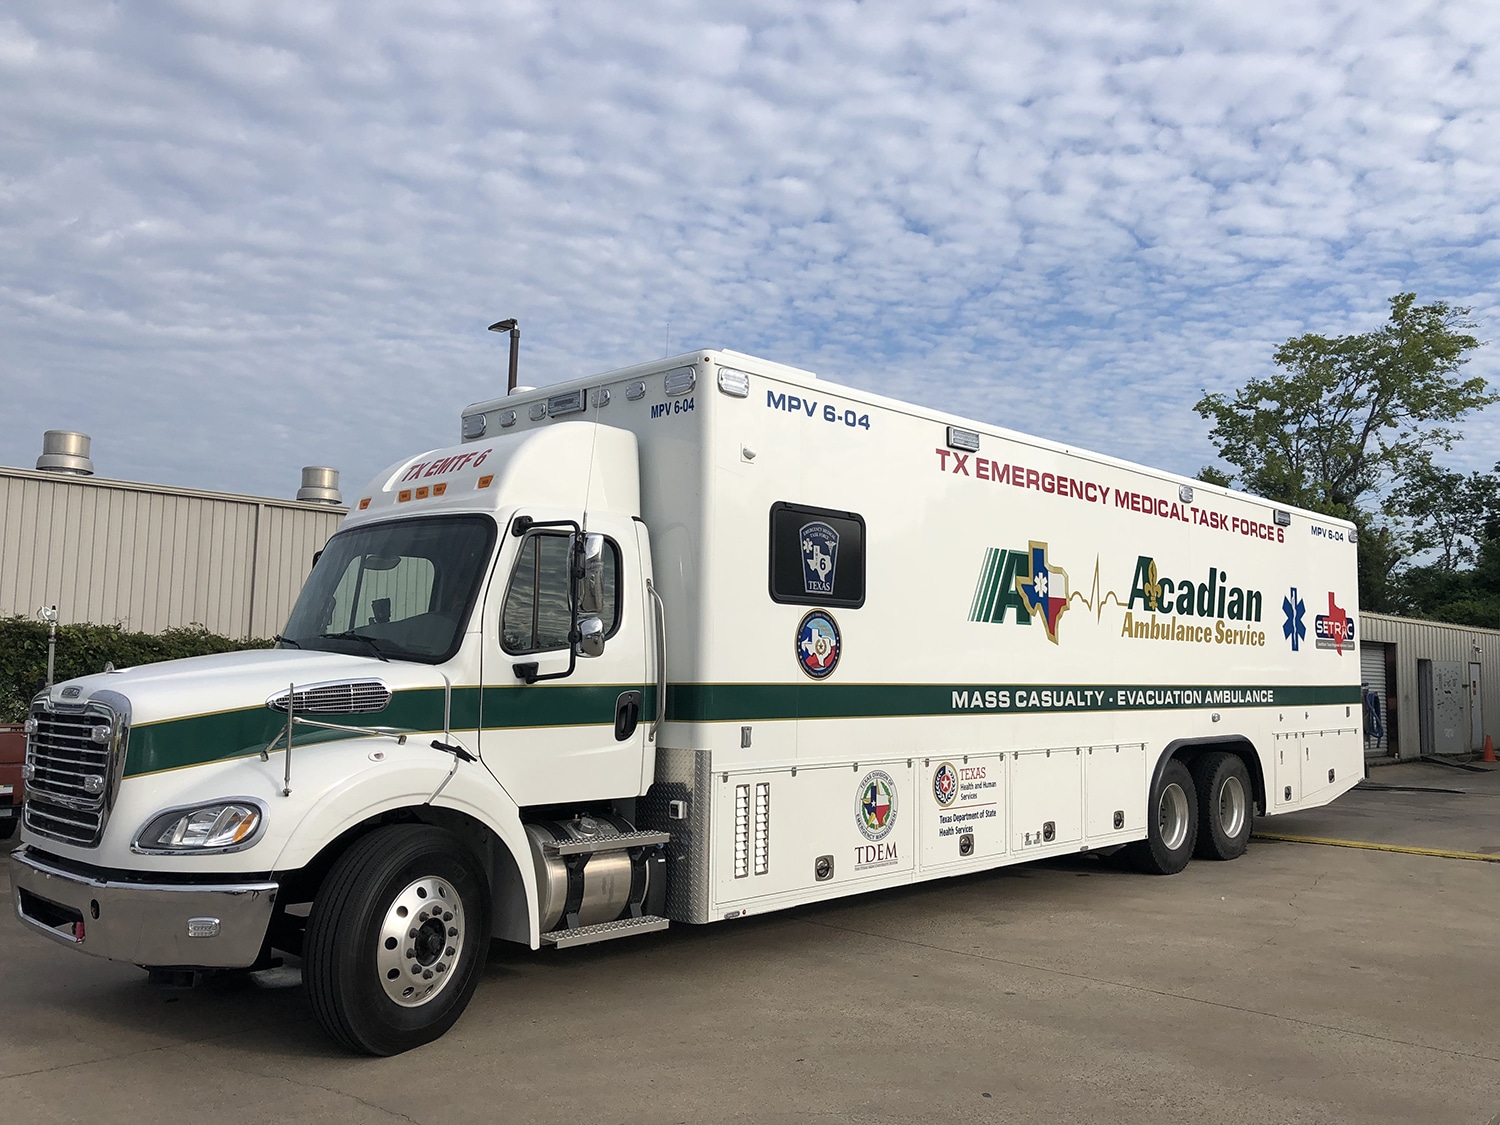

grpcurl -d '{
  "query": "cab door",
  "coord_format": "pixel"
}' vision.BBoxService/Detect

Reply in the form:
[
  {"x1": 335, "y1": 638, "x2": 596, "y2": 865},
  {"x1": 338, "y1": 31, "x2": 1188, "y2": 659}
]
[{"x1": 477, "y1": 509, "x2": 650, "y2": 807}]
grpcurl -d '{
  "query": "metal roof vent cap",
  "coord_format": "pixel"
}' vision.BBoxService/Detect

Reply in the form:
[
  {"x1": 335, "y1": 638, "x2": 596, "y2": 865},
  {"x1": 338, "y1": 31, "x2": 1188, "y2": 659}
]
[
  {"x1": 297, "y1": 466, "x2": 342, "y2": 505},
  {"x1": 36, "y1": 430, "x2": 95, "y2": 475}
]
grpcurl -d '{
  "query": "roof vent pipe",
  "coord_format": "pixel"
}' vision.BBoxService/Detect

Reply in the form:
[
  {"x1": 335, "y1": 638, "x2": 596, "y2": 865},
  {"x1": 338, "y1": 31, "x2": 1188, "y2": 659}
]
[
  {"x1": 36, "y1": 430, "x2": 95, "y2": 476},
  {"x1": 297, "y1": 466, "x2": 342, "y2": 505}
]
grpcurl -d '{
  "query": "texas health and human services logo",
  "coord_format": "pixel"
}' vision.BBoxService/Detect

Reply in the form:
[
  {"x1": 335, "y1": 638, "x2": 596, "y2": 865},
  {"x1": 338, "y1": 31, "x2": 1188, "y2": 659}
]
[{"x1": 932, "y1": 762, "x2": 959, "y2": 808}]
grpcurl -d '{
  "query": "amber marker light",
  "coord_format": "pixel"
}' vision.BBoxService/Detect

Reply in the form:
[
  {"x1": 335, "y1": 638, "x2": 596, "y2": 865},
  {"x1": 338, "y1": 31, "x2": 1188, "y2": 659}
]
[
  {"x1": 398, "y1": 489, "x2": 412, "y2": 502},
  {"x1": 477, "y1": 474, "x2": 494, "y2": 489},
  {"x1": 434, "y1": 482, "x2": 447, "y2": 496},
  {"x1": 415, "y1": 486, "x2": 430, "y2": 499},
  {"x1": 358, "y1": 498, "x2": 371, "y2": 510}
]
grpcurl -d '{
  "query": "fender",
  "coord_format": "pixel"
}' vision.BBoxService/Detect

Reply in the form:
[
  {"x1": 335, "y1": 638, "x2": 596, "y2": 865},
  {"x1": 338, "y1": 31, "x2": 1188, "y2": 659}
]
[
  {"x1": 1151, "y1": 735, "x2": 1266, "y2": 813},
  {"x1": 269, "y1": 744, "x2": 543, "y2": 948}
]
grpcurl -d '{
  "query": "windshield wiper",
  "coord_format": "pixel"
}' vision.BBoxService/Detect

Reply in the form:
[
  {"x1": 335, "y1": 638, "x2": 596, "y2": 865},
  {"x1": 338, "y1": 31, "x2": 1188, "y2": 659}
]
[
  {"x1": 273, "y1": 634, "x2": 301, "y2": 649},
  {"x1": 320, "y1": 631, "x2": 390, "y2": 662}
]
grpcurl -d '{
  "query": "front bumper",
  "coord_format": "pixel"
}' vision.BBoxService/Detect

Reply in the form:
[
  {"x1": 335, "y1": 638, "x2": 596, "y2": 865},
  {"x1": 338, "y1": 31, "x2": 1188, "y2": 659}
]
[{"x1": 9, "y1": 846, "x2": 278, "y2": 968}]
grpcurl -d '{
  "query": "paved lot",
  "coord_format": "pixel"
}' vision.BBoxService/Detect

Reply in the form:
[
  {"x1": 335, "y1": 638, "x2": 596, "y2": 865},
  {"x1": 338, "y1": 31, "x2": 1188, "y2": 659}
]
[{"x1": 3, "y1": 772, "x2": 1499, "y2": 1125}]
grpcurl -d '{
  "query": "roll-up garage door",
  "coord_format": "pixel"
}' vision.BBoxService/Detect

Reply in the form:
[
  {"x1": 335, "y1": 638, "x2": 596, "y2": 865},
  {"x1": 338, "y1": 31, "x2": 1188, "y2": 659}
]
[{"x1": 1360, "y1": 641, "x2": 1390, "y2": 756}]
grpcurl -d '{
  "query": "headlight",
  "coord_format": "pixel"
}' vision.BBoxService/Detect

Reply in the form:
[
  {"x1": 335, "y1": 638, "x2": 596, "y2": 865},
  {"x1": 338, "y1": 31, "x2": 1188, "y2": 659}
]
[{"x1": 133, "y1": 801, "x2": 266, "y2": 854}]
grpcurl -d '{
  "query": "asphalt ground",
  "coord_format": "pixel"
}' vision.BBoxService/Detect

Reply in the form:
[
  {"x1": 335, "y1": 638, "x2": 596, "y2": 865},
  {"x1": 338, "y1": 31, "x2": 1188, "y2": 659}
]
[{"x1": 3, "y1": 771, "x2": 1499, "y2": 1125}]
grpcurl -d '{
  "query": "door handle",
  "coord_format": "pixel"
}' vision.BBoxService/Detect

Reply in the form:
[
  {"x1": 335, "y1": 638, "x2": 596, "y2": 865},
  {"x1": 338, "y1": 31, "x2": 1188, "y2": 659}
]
[{"x1": 615, "y1": 690, "x2": 642, "y2": 741}]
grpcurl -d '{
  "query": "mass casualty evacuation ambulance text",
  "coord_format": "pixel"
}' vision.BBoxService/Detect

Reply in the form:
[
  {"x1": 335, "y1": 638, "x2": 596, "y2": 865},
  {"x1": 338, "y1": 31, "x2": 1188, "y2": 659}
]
[{"x1": 10, "y1": 350, "x2": 1362, "y2": 1054}]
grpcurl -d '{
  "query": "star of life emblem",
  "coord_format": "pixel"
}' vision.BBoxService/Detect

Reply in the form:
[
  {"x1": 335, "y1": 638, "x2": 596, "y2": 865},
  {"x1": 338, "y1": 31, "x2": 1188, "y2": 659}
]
[{"x1": 800, "y1": 521, "x2": 839, "y2": 596}]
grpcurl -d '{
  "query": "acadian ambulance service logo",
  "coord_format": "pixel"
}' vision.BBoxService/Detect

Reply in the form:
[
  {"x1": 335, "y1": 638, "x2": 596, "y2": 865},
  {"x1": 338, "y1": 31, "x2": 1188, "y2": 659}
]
[
  {"x1": 1120, "y1": 555, "x2": 1267, "y2": 647},
  {"x1": 932, "y1": 762, "x2": 959, "y2": 808},
  {"x1": 857, "y1": 770, "x2": 897, "y2": 841},
  {"x1": 795, "y1": 610, "x2": 841, "y2": 679},
  {"x1": 800, "y1": 521, "x2": 839, "y2": 596}
]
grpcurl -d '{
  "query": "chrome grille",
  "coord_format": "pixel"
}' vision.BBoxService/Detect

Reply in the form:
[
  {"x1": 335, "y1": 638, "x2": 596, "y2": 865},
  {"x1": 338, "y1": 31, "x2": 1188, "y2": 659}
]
[
  {"x1": 23, "y1": 703, "x2": 124, "y2": 847},
  {"x1": 267, "y1": 679, "x2": 392, "y2": 715}
]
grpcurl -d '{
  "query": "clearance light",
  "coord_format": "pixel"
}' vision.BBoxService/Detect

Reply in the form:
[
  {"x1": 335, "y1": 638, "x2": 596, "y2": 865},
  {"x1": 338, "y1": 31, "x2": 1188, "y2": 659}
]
[
  {"x1": 1273, "y1": 510, "x2": 1292, "y2": 527},
  {"x1": 477, "y1": 475, "x2": 494, "y2": 489},
  {"x1": 434, "y1": 482, "x2": 447, "y2": 497},
  {"x1": 358, "y1": 498, "x2": 371, "y2": 510},
  {"x1": 499, "y1": 409, "x2": 517, "y2": 428},
  {"x1": 947, "y1": 426, "x2": 981, "y2": 453},
  {"x1": 718, "y1": 368, "x2": 751, "y2": 398},
  {"x1": 398, "y1": 490, "x2": 412, "y2": 503},
  {"x1": 415, "y1": 486, "x2": 430, "y2": 500}
]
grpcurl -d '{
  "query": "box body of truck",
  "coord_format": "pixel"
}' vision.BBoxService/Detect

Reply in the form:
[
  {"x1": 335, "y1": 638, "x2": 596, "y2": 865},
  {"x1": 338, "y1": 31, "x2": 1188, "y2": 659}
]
[{"x1": 10, "y1": 348, "x2": 1361, "y2": 1053}]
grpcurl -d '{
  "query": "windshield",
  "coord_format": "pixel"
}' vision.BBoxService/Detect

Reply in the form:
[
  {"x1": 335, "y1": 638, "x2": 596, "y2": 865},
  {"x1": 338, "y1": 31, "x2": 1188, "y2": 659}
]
[{"x1": 280, "y1": 515, "x2": 496, "y2": 663}]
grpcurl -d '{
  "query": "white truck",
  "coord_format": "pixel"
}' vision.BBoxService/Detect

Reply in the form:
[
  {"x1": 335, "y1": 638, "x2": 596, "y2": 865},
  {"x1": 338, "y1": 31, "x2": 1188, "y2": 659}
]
[{"x1": 10, "y1": 349, "x2": 1363, "y2": 1055}]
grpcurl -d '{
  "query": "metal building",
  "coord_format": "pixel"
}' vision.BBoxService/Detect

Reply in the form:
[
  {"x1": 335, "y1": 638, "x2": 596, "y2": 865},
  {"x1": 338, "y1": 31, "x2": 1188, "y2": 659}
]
[
  {"x1": 1358, "y1": 612, "x2": 1499, "y2": 762},
  {"x1": 0, "y1": 432, "x2": 345, "y2": 639}
]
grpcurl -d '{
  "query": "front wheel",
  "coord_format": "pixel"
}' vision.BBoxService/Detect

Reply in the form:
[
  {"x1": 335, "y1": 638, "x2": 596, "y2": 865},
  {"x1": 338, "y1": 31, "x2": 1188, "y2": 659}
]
[
  {"x1": 1127, "y1": 759, "x2": 1198, "y2": 875},
  {"x1": 1191, "y1": 751, "x2": 1253, "y2": 860},
  {"x1": 304, "y1": 824, "x2": 491, "y2": 1055}
]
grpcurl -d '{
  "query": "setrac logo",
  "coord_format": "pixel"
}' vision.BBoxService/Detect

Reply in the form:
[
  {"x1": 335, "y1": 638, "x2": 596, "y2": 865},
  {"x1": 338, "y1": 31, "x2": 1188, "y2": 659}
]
[{"x1": 1314, "y1": 592, "x2": 1353, "y2": 654}]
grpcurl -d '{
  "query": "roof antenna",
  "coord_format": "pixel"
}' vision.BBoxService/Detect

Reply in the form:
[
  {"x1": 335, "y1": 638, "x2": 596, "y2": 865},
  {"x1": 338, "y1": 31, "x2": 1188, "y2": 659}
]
[
  {"x1": 664, "y1": 319, "x2": 670, "y2": 358},
  {"x1": 488, "y1": 318, "x2": 520, "y2": 393}
]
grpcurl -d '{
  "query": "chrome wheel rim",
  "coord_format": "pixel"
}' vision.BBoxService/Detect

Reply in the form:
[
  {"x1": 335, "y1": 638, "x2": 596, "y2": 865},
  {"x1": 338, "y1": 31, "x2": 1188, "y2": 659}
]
[
  {"x1": 1217, "y1": 775, "x2": 1247, "y2": 839},
  {"x1": 1158, "y1": 782, "x2": 1190, "y2": 852},
  {"x1": 377, "y1": 876, "x2": 465, "y2": 1007}
]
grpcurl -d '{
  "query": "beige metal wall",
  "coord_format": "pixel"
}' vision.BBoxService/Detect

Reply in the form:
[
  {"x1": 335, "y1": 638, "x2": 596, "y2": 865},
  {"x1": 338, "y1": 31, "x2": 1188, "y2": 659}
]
[
  {"x1": 0, "y1": 467, "x2": 345, "y2": 639},
  {"x1": 1360, "y1": 612, "x2": 1500, "y2": 760}
]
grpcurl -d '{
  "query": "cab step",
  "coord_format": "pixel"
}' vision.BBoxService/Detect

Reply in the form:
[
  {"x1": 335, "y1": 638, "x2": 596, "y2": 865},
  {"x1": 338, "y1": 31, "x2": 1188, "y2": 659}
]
[
  {"x1": 541, "y1": 829, "x2": 670, "y2": 857},
  {"x1": 540, "y1": 914, "x2": 670, "y2": 949}
]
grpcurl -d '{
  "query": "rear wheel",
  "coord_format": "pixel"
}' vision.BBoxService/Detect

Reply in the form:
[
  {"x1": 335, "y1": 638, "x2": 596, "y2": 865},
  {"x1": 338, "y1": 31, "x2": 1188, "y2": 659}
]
[
  {"x1": 1191, "y1": 751, "x2": 1253, "y2": 860},
  {"x1": 304, "y1": 824, "x2": 490, "y2": 1055},
  {"x1": 1128, "y1": 759, "x2": 1198, "y2": 875}
]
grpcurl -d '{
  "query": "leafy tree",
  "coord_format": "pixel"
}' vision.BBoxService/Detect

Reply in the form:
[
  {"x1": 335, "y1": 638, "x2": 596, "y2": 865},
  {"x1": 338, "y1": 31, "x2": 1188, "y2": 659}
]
[
  {"x1": 1196, "y1": 293, "x2": 1494, "y2": 612},
  {"x1": 1385, "y1": 457, "x2": 1499, "y2": 571}
]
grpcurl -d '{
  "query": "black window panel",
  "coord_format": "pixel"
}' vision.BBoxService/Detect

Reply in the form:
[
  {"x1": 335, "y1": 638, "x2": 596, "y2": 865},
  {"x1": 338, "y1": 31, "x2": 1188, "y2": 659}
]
[{"x1": 768, "y1": 502, "x2": 866, "y2": 608}]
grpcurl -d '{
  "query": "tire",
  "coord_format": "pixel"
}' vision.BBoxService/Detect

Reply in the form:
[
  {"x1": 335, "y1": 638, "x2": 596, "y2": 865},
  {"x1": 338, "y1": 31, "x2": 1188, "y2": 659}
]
[
  {"x1": 1190, "y1": 751, "x2": 1253, "y2": 861},
  {"x1": 304, "y1": 824, "x2": 491, "y2": 1056},
  {"x1": 1127, "y1": 759, "x2": 1198, "y2": 875}
]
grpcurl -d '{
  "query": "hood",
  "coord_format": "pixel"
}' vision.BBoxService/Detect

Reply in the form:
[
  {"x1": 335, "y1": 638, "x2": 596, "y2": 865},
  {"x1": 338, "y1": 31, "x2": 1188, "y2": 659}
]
[{"x1": 41, "y1": 648, "x2": 452, "y2": 779}]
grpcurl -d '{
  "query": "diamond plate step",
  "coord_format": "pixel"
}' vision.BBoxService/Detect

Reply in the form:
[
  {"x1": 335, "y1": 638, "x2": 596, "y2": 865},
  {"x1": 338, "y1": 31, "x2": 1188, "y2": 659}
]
[
  {"x1": 541, "y1": 829, "x2": 671, "y2": 856},
  {"x1": 540, "y1": 914, "x2": 670, "y2": 949}
]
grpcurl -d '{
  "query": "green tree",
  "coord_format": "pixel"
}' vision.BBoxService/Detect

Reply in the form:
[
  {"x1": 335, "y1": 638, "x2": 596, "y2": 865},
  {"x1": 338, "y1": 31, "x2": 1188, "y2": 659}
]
[
  {"x1": 1385, "y1": 457, "x2": 1499, "y2": 571},
  {"x1": 1196, "y1": 293, "x2": 1494, "y2": 611}
]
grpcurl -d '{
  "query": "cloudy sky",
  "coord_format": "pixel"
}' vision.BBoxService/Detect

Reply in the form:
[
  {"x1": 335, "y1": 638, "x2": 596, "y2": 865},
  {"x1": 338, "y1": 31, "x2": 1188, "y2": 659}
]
[{"x1": 3, "y1": 0, "x2": 1498, "y2": 503}]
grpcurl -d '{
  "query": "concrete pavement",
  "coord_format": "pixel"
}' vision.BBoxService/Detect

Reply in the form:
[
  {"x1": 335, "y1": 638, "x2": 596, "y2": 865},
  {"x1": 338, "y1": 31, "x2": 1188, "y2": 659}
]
[{"x1": 3, "y1": 780, "x2": 1500, "y2": 1124}]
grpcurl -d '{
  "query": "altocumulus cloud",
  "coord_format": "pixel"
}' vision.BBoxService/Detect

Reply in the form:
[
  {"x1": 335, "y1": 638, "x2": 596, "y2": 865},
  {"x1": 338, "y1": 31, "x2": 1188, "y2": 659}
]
[{"x1": 1, "y1": 0, "x2": 1497, "y2": 498}]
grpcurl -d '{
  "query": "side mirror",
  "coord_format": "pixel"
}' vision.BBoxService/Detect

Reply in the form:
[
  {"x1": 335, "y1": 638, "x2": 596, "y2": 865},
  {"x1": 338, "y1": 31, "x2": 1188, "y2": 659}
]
[
  {"x1": 576, "y1": 616, "x2": 605, "y2": 658},
  {"x1": 576, "y1": 534, "x2": 606, "y2": 616}
]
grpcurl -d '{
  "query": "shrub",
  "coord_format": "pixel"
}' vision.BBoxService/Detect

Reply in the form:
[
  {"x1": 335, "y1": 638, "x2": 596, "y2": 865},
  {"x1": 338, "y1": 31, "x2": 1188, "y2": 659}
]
[{"x1": 0, "y1": 617, "x2": 273, "y2": 722}]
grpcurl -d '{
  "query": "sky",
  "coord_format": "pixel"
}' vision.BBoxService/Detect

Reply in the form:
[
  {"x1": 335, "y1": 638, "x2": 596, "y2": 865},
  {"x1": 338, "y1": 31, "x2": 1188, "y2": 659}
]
[{"x1": 2, "y1": 0, "x2": 1498, "y2": 504}]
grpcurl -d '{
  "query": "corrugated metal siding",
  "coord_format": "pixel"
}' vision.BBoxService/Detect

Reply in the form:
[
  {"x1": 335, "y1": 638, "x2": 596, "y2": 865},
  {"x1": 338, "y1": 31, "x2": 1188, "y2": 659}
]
[
  {"x1": 0, "y1": 468, "x2": 344, "y2": 639},
  {"x1": 1360, "y1": 612, "x2": 1500, "y2": 760}
]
